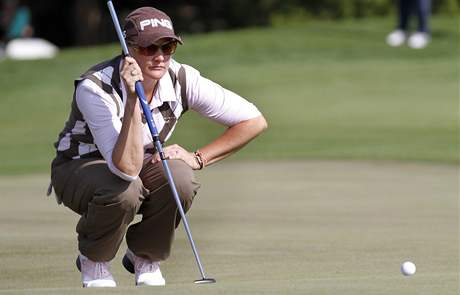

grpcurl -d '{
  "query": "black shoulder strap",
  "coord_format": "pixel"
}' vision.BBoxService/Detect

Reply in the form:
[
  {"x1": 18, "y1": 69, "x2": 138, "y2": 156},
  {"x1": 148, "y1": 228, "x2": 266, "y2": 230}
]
[
  {"x1": 168, "y1": 68, "x2": 177, "y2": 86},
  {"x1": 168, "y1": 66, "x2": 188, "y2": 113},
  {"x1": 178, "y1": 66, "x2": 188, "y2": 112}
]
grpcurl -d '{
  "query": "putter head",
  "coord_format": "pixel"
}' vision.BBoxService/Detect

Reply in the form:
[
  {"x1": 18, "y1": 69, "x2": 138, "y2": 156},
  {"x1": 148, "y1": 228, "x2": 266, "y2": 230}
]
[{"x1": 194, "y1": 278, "x2": 216, "y2": 284}]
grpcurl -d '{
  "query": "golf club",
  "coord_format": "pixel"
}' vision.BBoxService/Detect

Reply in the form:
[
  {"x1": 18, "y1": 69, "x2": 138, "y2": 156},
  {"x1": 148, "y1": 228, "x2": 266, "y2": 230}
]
[{"x1": 107, "y1": 0, "x2": 216, "y2": 285}]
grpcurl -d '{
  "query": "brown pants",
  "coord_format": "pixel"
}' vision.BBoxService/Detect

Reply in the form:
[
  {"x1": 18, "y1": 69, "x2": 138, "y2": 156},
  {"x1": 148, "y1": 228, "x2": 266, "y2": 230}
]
[{"x1": 51, "y1": 157, "x2": 200, "y2": 262}]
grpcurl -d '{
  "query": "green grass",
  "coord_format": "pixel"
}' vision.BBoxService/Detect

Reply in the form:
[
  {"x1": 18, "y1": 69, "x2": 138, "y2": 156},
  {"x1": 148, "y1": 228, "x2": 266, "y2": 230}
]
[{"x1": 0, "y1": 16, "x2": 458, "y2": 174}]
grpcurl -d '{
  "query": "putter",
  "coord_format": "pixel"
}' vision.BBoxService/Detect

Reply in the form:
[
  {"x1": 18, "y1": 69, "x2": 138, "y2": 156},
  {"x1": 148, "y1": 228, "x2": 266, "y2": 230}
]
[{"x1": 107, "y1": 0, "x2": 216, "y2": 285}]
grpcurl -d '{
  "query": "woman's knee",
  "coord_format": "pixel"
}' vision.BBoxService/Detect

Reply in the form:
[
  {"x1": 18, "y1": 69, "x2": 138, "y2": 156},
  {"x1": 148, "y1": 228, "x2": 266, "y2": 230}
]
[
  {"x1": 118, "y1": 178, "x2": 145, "y2": 212},
  {"x1": 93, "y1": 177, "x2": 145, "y2": 214},
  {"x1": 167, "y1": 160, "x2": 201, "y2": 206}
]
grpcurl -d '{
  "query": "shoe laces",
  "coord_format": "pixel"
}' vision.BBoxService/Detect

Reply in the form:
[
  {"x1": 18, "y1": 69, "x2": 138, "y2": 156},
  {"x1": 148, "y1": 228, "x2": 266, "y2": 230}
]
[
  {"x1": 134, "y1": 255, "x2": 160, "y2": 274},
  {"x1": 81, "y1": 256, "x2": 112, "y2": 280}
]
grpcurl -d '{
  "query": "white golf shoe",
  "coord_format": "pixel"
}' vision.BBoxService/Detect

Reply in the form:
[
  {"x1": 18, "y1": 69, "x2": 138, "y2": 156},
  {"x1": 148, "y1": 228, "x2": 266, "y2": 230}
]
[
  {"x1": 76, "y1": 255, "x2": 117, "y2": 288},
  {"x1": 386, "y1": 29, "x2": 407, "y2": 47},
  {"x1": 123, "y1": 248, "x2": 166, "y2": 286},
  {"x1": 408, "y1": 32, "x2": 430, "y2": 49}
]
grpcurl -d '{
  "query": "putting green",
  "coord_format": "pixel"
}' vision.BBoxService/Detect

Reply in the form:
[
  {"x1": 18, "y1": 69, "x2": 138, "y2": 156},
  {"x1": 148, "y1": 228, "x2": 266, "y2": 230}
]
[{"x1": 0, "y1": 161, "x2": 457, "y2": 294}]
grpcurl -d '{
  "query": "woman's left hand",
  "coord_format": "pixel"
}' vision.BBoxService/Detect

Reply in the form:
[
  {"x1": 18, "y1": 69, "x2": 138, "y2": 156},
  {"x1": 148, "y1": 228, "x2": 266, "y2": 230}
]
[{"x1": 152, "y1": 144, "x2": 200, "y2": 170}]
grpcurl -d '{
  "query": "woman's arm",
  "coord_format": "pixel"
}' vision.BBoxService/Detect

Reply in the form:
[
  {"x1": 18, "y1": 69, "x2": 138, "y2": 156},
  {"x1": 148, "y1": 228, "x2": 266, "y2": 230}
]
[
  {"x1": 152, "y1": 115, "x2": 267, "y2": 169},
  {"x1": 198, "y1": 115, "x2": 267, "y2": 166},
  {"x1": 111, "y1": 57, "x2": 145, "y2": 177}
]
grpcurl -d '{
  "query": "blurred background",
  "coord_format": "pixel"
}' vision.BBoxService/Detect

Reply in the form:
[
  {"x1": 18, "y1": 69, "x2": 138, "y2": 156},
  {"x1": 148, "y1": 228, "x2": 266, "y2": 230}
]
[{"x1": 1, "y1": 0, "x2": 459, "y2": 47}]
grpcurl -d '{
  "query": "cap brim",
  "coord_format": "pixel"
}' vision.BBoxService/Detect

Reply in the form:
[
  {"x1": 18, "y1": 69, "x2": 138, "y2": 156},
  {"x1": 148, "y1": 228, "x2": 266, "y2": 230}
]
[{"x1": 138, "y1": 33, "x2": 183, "y2": 47}]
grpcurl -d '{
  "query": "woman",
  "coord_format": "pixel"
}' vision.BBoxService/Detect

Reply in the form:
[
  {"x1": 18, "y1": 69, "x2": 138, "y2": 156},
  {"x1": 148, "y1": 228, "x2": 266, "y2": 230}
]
[{"x1": 50, "y1": 6, "x2": 267, "y2": 287}]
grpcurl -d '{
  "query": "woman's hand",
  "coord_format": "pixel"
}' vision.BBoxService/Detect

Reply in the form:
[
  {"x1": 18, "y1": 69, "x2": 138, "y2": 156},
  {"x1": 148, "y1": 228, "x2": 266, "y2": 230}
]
[
  {"x1": 120, "y1": 56, "x2": 143, "y2": 98},
  {"x1": 152, "y1": 144, "x2": 201, "y2": 170}
]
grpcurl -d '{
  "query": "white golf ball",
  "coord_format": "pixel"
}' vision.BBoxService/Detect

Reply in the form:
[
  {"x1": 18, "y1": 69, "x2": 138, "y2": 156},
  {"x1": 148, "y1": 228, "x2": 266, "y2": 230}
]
[{"x1": 401, "y1": 261, "x2": 416, "y2": 276}]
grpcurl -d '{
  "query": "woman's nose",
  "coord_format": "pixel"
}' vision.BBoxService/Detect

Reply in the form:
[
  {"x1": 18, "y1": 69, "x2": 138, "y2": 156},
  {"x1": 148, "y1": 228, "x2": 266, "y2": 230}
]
[{"x1": 152, "y1": 53, "x2": 165, "y2": 62}]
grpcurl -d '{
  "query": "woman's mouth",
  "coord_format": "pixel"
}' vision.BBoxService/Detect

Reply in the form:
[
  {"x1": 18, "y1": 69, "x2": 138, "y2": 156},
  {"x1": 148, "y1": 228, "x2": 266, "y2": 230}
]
[{"x1": 149, "y1": 66, "x2": 164, "y2": 71}]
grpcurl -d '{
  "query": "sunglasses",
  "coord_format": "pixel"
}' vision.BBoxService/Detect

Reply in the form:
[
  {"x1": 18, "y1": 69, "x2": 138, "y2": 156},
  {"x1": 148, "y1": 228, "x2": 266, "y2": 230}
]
[{"x1": 135, "y1": 40, "x2": 178, "y2": 56}]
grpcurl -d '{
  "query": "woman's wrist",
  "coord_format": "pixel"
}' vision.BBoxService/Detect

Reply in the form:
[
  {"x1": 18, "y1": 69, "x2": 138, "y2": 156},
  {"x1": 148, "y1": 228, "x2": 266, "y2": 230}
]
[{"x1": 193, "y1": 150, "x2": 207, "y2": 170}]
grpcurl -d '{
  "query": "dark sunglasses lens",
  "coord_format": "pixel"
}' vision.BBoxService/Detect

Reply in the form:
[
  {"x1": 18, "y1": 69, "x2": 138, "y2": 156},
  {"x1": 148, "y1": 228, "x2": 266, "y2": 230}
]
[
  {"x1": 161, "y1": 41, "x2": 177, "y2": 55},
  {"x1": 138, "y1": 45, "x2": 158, "y2": 56},
  {"x1": 146, "y1": 44, "x2": 160, "y2": 55},
  {"x1": 138, "y1": 41, "x2": 177, "y2": 56}
]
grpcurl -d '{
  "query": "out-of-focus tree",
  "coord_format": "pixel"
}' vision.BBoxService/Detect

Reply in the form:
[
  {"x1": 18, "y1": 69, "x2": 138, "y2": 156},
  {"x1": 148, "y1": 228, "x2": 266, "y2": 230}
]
[{"x1": 15, "y1": 0, "x2": 459, "y2": 47}]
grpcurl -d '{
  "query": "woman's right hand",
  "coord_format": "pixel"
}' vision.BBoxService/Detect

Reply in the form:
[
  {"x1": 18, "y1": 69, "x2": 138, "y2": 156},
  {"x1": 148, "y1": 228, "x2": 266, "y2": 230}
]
[{"x1": 120, "y1": 56, "x2": 143, "y2": 98}]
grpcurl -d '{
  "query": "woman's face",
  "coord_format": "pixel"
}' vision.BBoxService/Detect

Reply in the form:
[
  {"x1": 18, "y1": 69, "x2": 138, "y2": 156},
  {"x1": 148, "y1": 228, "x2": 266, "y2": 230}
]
[{"x1": 130, "y1": 38, "x2": 178, "y2": 82}]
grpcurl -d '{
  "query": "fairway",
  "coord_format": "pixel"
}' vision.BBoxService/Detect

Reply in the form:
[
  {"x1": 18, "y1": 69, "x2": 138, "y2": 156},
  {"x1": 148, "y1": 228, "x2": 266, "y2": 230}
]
[{"x1": 0, "y1": 161, "x2": 457, "y2": 294}]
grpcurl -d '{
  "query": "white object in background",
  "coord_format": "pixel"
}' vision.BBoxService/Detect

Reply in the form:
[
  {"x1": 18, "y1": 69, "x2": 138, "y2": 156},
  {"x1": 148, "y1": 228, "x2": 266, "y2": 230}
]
[
  {"x1": 386, "y1": 30, "x2": 406, "y2": 47},
  {"x1": 5, "y1": 38, "x2": 58, "y2": 60},
  {"x1": 401, "y1": 261, "x2": 416, "y2": 276},
  {"x1": 408, "y1": 32, "x2": 430, "y2": 49}
]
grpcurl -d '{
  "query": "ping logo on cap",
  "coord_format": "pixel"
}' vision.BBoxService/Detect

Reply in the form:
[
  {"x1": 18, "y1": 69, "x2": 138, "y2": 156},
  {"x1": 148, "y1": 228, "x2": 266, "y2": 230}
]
[{"x1": 139, "y1": 18, "x2": 172, "y2": 31}]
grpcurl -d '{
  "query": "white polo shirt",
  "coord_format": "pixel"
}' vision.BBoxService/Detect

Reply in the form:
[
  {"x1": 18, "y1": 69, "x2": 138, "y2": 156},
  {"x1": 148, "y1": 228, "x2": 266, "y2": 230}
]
[{"x1": 75, "y1": 59, "x2": 261, "y2": 181}]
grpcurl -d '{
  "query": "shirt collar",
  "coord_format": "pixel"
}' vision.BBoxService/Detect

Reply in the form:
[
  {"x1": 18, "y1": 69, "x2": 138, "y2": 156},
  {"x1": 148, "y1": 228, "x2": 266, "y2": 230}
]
[{"x1": 150, "y1": 70, "x2": 176, "y2": 108}]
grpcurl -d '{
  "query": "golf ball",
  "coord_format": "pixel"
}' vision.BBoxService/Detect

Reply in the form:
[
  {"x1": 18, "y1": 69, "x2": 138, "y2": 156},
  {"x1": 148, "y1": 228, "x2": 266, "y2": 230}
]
[{"x1": 401, "y1": 261, "x2": 416, "y2": 276}]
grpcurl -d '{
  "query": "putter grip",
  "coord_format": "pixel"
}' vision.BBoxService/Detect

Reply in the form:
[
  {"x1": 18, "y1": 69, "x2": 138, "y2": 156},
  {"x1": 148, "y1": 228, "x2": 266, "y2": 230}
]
[{"x1": 135, "y1": 81, "x2": 160, "y2": 138}]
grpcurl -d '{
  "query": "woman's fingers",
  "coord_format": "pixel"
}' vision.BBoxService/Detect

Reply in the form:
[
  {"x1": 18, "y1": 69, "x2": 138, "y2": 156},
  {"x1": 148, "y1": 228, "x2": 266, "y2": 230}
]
[
  {"x1": 121, "y1": 57, "x2": 143, "y2": 94},
  {"x1": 150, "y1": 145, "x2": 199, "y2": 169}
]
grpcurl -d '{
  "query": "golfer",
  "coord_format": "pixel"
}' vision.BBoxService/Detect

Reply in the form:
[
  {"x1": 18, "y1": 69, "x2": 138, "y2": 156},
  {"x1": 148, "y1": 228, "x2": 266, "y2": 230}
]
[{"x1": 50, "y1": 7, "x2": 267, "y2": 288}]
